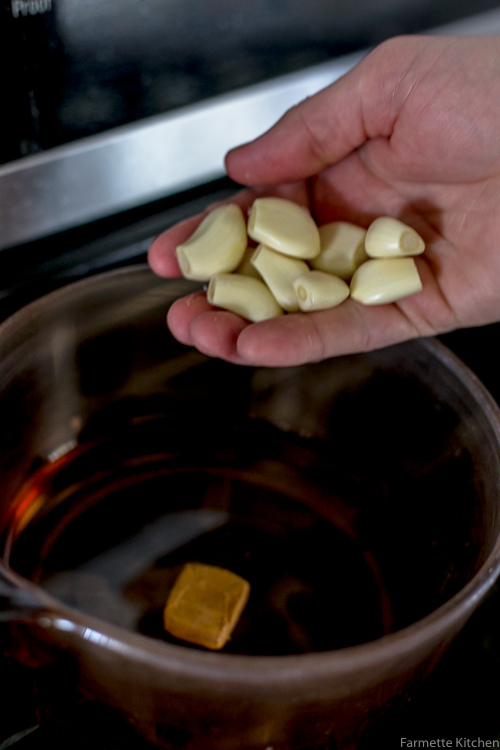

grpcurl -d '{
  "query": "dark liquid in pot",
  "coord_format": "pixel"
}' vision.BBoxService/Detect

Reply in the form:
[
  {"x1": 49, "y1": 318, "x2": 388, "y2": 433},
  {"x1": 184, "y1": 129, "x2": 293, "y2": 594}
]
[{"x1": 3, "y1": 415, "x2": 392, "y2": 654}]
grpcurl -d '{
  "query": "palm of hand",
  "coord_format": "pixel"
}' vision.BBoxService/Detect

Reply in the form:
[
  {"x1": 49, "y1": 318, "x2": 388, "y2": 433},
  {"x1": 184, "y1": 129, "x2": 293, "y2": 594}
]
[{"x1": 148, "y1": 35, "x2": 500, "y2": 366}]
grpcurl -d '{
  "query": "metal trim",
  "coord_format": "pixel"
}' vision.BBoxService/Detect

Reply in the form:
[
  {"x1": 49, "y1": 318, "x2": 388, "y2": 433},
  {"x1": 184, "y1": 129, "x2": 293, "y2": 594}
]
[{"x1": 2, "y1": 7, "x2": 500, "y2": 250}]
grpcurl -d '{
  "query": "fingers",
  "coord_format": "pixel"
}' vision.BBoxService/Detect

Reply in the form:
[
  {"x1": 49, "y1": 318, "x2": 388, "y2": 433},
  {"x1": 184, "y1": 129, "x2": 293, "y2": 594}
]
[
  {"x1": 234, "y1": 258, "x2": 447, "y2": 366},
  {"x1": 148, "y1": 214, "x2": 200, "y2": 278},
  {"x1": 167, "y1": 296, "x2": 420, "y2": 367},
  {"x1": 167, "y1": 292, "x2": 250, "y2": 365},
  {"x1": 225, "y1": 36, "x2": 435, "y2": 186},
  {"x1": 167, "y1": 291, "x2": 213, "y2": 345},
  {"x1": 225, "y1": 73, "x2": 367, "y2": 186},
  {"x1": 234, "y1": 300, "x2": 420, "y2": 366},
  {"x1": 165, "y1": 286, "x2": 433, "y2": 368},
  {"x1": 165, "y1": 252, "x2": 460, "y2": 367}
]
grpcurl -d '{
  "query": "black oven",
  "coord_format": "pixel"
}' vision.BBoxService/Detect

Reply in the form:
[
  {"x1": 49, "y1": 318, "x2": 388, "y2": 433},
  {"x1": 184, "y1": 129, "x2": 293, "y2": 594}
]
[{"x1": 2, "y1": 2, "x2": 500, "y2": 747}]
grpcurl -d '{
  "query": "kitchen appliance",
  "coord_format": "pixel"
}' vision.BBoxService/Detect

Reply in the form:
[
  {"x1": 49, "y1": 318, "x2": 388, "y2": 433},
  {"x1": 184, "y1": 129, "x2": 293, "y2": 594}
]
[{"x1": 2, "y1": 3, "x2": 500, "y2": 747}]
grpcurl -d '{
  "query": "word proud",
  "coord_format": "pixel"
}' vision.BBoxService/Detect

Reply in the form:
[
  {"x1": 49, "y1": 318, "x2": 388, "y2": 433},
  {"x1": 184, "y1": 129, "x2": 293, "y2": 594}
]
[{"x1": 11, "y1": 0, "x2": 52, "y2": 18}]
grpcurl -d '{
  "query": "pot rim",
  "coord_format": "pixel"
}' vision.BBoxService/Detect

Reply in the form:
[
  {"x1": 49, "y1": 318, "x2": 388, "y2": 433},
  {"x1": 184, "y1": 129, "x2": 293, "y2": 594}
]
[{"x1": 2, "y1": 266, "x2": 500, "y2": 684}]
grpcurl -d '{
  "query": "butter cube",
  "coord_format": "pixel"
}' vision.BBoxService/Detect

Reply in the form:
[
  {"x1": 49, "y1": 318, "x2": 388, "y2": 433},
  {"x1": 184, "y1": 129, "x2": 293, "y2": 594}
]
[{"x1": 163, "y1": 563, "x2": 250, "y2": 650}]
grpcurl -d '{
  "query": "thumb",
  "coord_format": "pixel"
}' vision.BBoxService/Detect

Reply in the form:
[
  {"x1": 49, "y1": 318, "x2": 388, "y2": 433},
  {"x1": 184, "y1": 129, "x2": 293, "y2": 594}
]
[{"x1": 225, "y1": 35, "x2": 434, "y2": 186}]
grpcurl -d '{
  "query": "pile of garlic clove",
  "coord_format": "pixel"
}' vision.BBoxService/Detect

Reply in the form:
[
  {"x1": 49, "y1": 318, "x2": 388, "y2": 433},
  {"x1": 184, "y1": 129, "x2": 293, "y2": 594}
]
[{"x1": 175, "y1": 198, "x2": 425, "y2": 323}]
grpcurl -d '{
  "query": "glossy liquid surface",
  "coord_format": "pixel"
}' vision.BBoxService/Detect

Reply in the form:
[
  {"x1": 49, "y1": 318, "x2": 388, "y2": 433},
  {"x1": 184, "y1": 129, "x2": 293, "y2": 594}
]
[{"x1": 5, "y1": 416, "x2": 392, "y2": 654}]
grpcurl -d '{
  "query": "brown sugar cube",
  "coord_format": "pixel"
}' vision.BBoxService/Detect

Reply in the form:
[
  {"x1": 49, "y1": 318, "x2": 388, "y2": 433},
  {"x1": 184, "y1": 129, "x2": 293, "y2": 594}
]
[{"x1": 163, "y1": 563, "x2": 250, "y2": 650}]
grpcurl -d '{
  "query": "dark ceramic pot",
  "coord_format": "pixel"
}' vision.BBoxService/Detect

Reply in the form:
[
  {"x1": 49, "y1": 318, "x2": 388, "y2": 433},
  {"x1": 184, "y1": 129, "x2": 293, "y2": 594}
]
[{"x1": 1, "y1": 266, "x2": 500, "y2": 749}]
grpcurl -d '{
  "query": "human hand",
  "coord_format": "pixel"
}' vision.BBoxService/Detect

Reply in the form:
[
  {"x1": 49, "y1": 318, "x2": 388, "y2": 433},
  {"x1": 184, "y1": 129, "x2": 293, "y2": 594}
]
[{"x1": 148, "y1": 35, "x2": 500, "y2": 366}]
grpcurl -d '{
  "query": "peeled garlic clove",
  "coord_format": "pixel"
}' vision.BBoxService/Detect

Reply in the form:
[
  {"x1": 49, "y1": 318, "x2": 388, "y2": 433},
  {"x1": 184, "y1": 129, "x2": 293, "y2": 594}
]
[
  {"x1": 176, "y1": 204, "x2": 247, "y2": 281},
  {"x1": 247, "y1": 197, "x2": 320, "y2": 259},
  {"x1": 294, "y1": 270, "x2": 350, "y2": 312},
  {"x1": 234, "y1": 247, "x2": 262, "y2": 279},
  {"x1": 350, "y1": 258, "x2": 422, "y2": 305},
  {"x1": 207, "y1": 273, "x2": 283, "y2": 322},
  {"x1": 251, "y1": 244, "x2": 310, "y2": 312},
  {"x1": 365, "y1": 217, "x2": 425, "y2": 258},
  {"x1": 312, "y1": 221, "x2": 368, "y2": 280}
]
